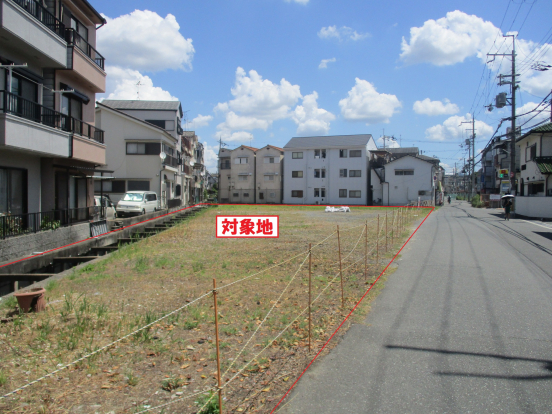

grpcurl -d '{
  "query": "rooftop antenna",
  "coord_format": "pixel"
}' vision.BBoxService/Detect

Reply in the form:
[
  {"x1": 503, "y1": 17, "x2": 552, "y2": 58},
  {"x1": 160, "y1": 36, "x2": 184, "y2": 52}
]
[
  {"x1": 182, "y1": 110, "x2": 189, "y2": 130},
  {"x1": 136, "y1": 81, "x2": 142, "y2": 100}
]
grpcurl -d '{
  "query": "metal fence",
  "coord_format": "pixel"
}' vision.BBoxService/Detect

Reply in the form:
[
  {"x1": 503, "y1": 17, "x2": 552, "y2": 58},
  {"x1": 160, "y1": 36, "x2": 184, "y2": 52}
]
[{"x1": 0, "y1": 207, "x2": 94, "y2": 240}]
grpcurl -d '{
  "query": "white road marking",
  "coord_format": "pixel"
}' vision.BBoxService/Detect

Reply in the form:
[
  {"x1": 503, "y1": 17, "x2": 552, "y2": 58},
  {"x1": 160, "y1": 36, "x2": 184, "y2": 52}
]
[{"x1": 520, "y1": 219, "x2": 552, "y2": 230}]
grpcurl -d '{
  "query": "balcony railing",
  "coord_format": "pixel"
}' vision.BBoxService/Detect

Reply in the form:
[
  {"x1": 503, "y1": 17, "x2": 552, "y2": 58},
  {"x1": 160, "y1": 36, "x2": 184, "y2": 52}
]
[
  {"x1": 0, "y1": 90, "x2": 70, "y2": 131},
  {"x1": 164, "y1": 154, "x2": 179, "y2": 169},
  {"x1": 71, "y1": 117, "x2": 104, "y2": 143},
  {"x1": 12, "y1": 0, "x2": 65, "y2": 39},
  {"x1": 182, "y1": 164, "x2": 191, "y2": 175},
  {"x1": 0, "y1": 90, "x2": 104, "y2": 143},
  {"x1": 0, "y1": 206, "x2": 94, "y2": 239},
  {"x1": 65, "y1": 28, "x2": 105, "y2": 70}
]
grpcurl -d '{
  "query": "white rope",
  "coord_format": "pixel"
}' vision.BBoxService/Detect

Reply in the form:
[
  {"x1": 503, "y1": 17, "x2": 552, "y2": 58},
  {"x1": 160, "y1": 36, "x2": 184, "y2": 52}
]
[{"x1": 0, "y1": 291, "x2": 212, "y2": 400}]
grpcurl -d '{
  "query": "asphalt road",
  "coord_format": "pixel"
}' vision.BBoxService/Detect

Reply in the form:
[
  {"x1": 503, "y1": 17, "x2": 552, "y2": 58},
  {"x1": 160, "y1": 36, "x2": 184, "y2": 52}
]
[{"x1": 279, "y1": 201, "x2": 552, "y2": 414}]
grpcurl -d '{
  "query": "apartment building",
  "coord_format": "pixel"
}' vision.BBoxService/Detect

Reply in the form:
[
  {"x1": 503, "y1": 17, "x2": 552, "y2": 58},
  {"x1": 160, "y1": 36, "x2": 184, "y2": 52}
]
[
  {"x1": 0, "y1": 0, "x2": 106, "y2": 223},
  {"x1": 182, "y1": 131, "x2": 205, "y2": 204},
  {"x1": 218, "y1": 145, "x2": 258, "y2": 204},
  {"x1": 283, "y1": 135, "x2": 377, "y2": 205},
  {"x1": 255, "y1": 145, "x2": 284, "y2": 204}
]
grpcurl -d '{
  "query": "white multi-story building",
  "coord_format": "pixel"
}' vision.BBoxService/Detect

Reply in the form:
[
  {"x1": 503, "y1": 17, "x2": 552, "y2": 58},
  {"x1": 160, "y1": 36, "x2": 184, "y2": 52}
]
[{"x1": 283, "y1": 135, "x2": 377, "y2": 205}]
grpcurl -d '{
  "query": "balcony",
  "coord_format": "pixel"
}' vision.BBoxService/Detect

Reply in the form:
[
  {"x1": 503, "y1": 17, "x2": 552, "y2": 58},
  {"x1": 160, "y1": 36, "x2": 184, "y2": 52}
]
[
  {"x1": 0, "y1": 0, "x2": 67, "y2": 68},
  {"x1": 0, "y1": 90, "x2": 105, "y2": 161},
  {"x1": 163, "y1": 154, "x2": 179, "y2": 169},
  {"x1": 0, "y1": 90, "x2": 71, "y2": 157},
  {"x1": 65, "y1": 28, "x2": 106, "y2": 93}
]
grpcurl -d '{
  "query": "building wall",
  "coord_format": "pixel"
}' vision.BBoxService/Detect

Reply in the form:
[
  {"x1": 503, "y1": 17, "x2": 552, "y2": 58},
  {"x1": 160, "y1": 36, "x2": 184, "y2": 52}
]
[
  {"x1": 383, "y1": 156, "x2": 434, "y2": 206},
  {"x1": 517, "y1": 133, "x2": 551, "y2": 196},
  {"x1": 218, "y1": 148, "x2": 232, "y2": 202},
  {"x1": 515, "y1": 196, "x2": 552, "y2": 219},
  {"x1": 283, "y1": 146, "x2": 368, "y2": 205},
  {"x1": 115, "y1": 109, "x2": 179, "y2": 140},
  {"x1": 0, "y1": 150, "x2": 42, "y2": 213},
  {"x1": 255, "y1": 147, "x2": 283, "y2": 204},
  {"x1": 229, "y1": 146, "x2": 256, "y2": 204},
  {"x1": 95, "y1": 107, "x2": 178, "y2": 204}
]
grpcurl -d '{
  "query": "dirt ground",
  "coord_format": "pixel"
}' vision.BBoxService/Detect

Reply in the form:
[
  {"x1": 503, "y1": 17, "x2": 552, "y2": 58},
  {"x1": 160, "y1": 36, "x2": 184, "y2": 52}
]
[{"x1": 0, "y1": 205, "x2": 427, "y2": 413}]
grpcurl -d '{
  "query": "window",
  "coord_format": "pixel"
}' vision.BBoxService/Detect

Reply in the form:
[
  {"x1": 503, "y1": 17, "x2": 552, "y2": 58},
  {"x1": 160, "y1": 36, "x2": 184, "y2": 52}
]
[
  {"x1": 321, "y1": 188, "x2": 326, "y2": 197},
  {"x1": 314, "y1": 169, "x2": 326, "y2": 178},
  {"x1": 233, "y1": 193, "x2": 239, "y2": 197},
  {"x1": 339, "y1": 149, "x2": 348, "y2": 158},
  {"x1": 349, "y1": 190, "x2": 361, "y2": 198},
  {"x1": 314, "y1": 149, "x2": 326, "y2": 159},
  {"x1": 418, "y1": 191, "x2": 427, "y2": 196},
  {"x1": 146, "y1": 194, "x2": 157, "y2": 201},
  {"x1": 238, "y1": 175, "x2": 248, "y2": 181},
  {"x1": 243, "y1": 193, "x2": 250, "y2": 197},
  {"x1": 526, "y1": 144, "x2": 537, "y2": 162},
  {"x1": 71, "y1": 16, "x2": 88, "y2": 41},
  {"x1": 126, "y1": 142, "x2": 161, "y2": 155},
  {"x1": 314, "y1": 188, "x2": 320, "y2": 197},
  {"x1": 291, "y1": 190, "x2": 303, "y2": 197},
  {"x1": 350, "y1": 150, "x2": 361, "y2": 157},
  {"x1": 235, "y1": 157, "x2": 248, "y2": 164},
  {"x1": 94, "y1": 180, "x2": 125, "y2": 193},
  {"x1": 339, "y1": 189, "x2": 347, "y2": 198},
  {"x1": 61, "y1": 94, "x2": 82, "y2": 121},
  {"x1": 270, "y1": 192, "x2": 276, "y2": 198},
  {"x1": 0, "y1": 167, "x2": 26, "y2": 215},
  {"x1": 349, "y1": 170, "x2": 361, "y2": 177},
  {"x1": 395, "y1": 170, "x2": 414, "y2": 175},
  {"x1": 264, "y1": 156, "x2": 279, "y2": 164},
  {"x1": 128, "y1": 181, "x2": 150, "y2": 191},
  {"x1": 259, "y1": 192, "x2": 264, "y2": 200},
  {"x1": 220, "y1": 158, "x2": 231, "y2": 169},
  {"x1": 264, "y1": 175, "x2": 274, "y2": 181},
  {"x1": 175, "y1": 185, "x2": 181, "y2": 197},
  {"x1": 292, "y1": 152, "x2": 303, "y2": 159},
  {"x1": 528, "y1": 183, "x2": 544, "y2": 195},
  {"x1": 340, "y1": 169, "x2": 347, "y2": 177},
  {"x1": 292, "y1": 171, "x2": 303, "y2": 178},
  {"x1": 145, "y1": 119, "x2": 166, "y2": 129}
]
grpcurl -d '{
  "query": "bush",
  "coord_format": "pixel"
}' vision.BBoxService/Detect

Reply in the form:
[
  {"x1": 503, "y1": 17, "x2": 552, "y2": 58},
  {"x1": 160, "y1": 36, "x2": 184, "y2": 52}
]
[{"x1": 471, "y1": 195, "x2": 484, "y2": 208}]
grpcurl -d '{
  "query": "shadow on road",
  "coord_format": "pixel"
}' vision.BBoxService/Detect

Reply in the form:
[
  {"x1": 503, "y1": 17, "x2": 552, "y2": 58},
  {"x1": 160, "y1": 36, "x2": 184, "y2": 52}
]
[{"x1": 385, "y1": 344, "x2": 552, "y2": 381}]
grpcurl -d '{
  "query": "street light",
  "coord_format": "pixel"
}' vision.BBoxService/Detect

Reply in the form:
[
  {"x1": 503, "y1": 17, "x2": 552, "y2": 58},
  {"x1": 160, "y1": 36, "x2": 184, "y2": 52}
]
[{"x1": 159, "y1": 152, "x2": 166, "y2": 209}]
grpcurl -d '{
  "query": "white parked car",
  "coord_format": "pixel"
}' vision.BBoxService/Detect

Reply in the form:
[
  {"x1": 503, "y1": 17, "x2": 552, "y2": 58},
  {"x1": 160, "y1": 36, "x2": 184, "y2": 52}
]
[
  {"x1": 94, "y1": 195, "x2": 117, "y2": 220},
  {"x1": 116, "y1": 191, "x2": 159, "y2": 217}
]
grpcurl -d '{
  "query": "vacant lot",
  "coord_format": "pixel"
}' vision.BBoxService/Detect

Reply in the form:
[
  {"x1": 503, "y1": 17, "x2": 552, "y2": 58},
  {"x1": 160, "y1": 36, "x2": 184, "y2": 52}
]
[{"x1": 0, "y1": 204, "x2": 428, "y2": 413}]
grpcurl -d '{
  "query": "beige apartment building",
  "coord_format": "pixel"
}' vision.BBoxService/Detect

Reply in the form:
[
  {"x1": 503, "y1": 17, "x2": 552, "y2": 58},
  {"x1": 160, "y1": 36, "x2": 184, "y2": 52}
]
[
  {"x1": 0, "y1": 0, "x2": 106, "y2": 223},
  {"x1": 255, "y1": 145, "x2": 284, "y2": 204},
  {"x1": 218, "y1": 144, "x2": 284, "y2": 204}
]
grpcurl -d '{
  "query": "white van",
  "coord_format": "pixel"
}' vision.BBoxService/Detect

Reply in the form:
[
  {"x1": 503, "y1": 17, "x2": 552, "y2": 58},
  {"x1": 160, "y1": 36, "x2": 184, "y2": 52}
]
[{"x1": 116, "y1": 191, "x2": 159, "y2": 217}]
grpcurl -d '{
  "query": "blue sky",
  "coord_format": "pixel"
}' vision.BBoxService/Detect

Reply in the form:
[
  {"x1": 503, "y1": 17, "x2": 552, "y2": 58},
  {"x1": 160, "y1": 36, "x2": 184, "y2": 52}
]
[{"x1": 93, "y1": 0, "x2": 552, "y2": 173}]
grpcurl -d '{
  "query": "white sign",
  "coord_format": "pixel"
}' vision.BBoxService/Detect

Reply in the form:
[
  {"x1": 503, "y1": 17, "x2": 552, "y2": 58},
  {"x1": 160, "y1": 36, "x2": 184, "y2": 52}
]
[{"x1": 490, "y1": 194, "x2": 501, "y2": 201}]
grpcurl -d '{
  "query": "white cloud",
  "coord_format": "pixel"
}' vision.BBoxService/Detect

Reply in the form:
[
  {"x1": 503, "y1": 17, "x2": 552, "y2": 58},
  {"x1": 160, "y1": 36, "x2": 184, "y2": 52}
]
[
  {"x1": 103, "y1": 66, "x2": 177, "y2": 100},
  {"x1": 190, "y1": 115, "x2": 213, "y2": 129},
  {"x1": 318, "y1": 26, "x2": 370, "y2": 41},
  {"x1": 400, "y1": 10, "x2": 499, "y2": 66},
  {"x1": 291, "y1": 92, "x2": 336, "y2": 136},
  {"x1": 339, "y1": 78, "x2": 402, "y2": 125},
  {"x1": 225, "y1": 131, "x2": 255, "y2": 143},
  {"x1": 376, "y1": 136, "x2": 400, "y2": 148},
  {"x1": 284, "y1": 0, "x2": 309, "y2": 4},
  {"x1": 516, "y1": 102, "x2": 551, "y2": 128},
  {"x1": 413, "y1": 98, "x2": 459, "y2": 116},
  {"x1": 215, "y1": 67, "x2": 301, "y2": 131},
  {"x1": 425, "y1": 114, "x2": 493, "y2": 141},
  {"x1": 202, "y1": 142, "x2": 218, "y2": 172},
  {"x1": 319, "y1": 58, "x2": 336, "y2": 69},
  {"x1": 98, "y1": 10, "x2": 195, "y2": 72}
]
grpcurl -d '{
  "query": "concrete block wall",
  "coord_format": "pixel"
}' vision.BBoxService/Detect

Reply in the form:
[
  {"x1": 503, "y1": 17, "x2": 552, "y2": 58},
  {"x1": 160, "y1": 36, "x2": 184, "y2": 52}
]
[{"x1": 0, "y1": 223, "x2": 90, "y2": 264}]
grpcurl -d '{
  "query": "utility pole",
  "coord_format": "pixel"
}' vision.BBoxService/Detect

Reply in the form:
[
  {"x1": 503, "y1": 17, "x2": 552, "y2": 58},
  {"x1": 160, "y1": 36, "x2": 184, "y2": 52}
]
[
  {"x1": 461, "y1": 116, "x2": 476, "y2": 200},
  {"x1": 217, "y1": 136, "x2": 227, "y2": 174},
  {"x1": 488, "y1": 34, "x2": 518, "y2": 195}
]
